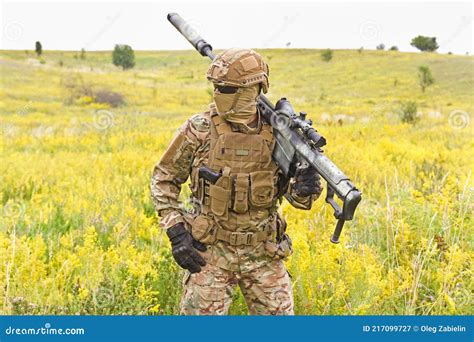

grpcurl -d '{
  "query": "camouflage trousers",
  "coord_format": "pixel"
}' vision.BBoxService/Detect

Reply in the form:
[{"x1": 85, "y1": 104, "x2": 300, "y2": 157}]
[{"x1": 180, "y1": 260, "x2": 294, "y2": 315}]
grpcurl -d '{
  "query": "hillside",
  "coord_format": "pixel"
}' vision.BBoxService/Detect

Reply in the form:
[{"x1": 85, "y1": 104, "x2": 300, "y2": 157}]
[
  {"x1": 0, "y1": 49, "x2": 473, "y2": 315},
  {"x1": 1, "y1": 49, "x2": 473, "y2": 117}
]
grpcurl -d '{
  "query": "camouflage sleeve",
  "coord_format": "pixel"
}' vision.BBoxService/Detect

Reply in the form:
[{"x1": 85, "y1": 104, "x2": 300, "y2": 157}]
[
  {"x1": 150, "y1": 114, "x2": 207, "y2": 230},
  {"x1": 284, "y1": 180, "x2": 320, "y2": 210}
]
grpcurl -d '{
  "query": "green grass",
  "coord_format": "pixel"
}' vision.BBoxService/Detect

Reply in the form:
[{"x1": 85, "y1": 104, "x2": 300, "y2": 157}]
[{"x1": 0, "y1": 48, "x2": 472, "y2": 315}]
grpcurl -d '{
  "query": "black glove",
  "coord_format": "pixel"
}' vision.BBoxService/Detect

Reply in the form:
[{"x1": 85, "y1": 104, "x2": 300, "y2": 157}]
[
  {"x1": 293, "y1": 166, "x2": 323, "y2": 197},
  {"x1": 167, "y1": 223, "x2": 207, "y2": 273}
]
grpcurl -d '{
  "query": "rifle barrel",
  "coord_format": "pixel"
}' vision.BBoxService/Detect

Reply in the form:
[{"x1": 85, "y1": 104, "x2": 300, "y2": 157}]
[{"x1": 167, "y1": 13, "x2": 215, "y2": 59}]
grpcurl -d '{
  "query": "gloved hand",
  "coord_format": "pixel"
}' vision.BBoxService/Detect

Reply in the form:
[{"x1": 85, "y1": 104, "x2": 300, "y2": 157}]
[
  {"x1": 293, "y1": 166, "x2": 323, "y2": 197},
  {"x1": 166, "y1": 223, "x2": 207, "y2": 273}
]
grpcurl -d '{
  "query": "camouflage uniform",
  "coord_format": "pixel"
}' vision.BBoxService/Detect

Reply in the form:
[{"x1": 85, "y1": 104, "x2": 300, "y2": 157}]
[
  {"x1": 151, "y1": 106, "x2": 320, "y2": 315},
  {"x1": 151, "y1": 49, "x2": 320, "y2": 315}
]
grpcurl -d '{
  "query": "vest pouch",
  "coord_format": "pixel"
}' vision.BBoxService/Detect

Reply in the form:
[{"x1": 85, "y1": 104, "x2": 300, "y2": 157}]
[
  {"x1": 233, "y1": 173, "x2": 249, "y2": 214},
  {"x1": 209, "y1": 183, "x2": 231, "y2": 217},
  {"x1": 249, "y1": 170, "x2": 275, "y2": 208},
  {"x1": 264, "y1": 233, "x2": 293, "y2": 260},
  {"x1": 191, "y1": 214, "x2": 217, "y2": 244}
]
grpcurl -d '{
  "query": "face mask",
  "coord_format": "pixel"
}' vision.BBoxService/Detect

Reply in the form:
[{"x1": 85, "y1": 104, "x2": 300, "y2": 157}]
[{"x1": 213, "y1": 85, "x2": 259, "y2": 125}]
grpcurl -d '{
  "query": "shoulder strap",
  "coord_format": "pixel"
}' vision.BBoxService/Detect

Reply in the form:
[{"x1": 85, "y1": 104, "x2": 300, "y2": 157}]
[
  {"x1": 259, "y1": 122, "x2": 273, "y2": 143},
  {"x1": 210, "y1": 111, "x2": 233, "y2": 137}
]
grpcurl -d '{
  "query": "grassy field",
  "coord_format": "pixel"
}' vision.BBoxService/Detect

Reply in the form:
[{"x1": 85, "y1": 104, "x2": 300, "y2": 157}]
[{"x1": 0, "y1": 48, "x2": 472, "y2": 315}]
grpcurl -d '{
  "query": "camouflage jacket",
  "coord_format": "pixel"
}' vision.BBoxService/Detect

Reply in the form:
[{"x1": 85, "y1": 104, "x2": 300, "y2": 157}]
[{"x1": 151, "y1": 105, "x2": 320, "y2": 272}]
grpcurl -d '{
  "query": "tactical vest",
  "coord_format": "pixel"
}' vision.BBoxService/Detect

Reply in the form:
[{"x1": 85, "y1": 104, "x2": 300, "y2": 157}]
[{"x1": 191, "y1": 111, "x2": 280, "y2": 246}]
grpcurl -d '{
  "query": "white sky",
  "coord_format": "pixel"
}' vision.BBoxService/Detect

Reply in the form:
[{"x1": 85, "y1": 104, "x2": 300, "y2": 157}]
[{"x1": 1, "y1": 0, "x2": 473, "y2": 54}]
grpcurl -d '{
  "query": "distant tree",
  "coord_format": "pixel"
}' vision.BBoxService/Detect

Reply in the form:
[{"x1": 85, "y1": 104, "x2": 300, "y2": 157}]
[
  {"x1": 112, "y1": 44, "x2": 135, "y2": 70},
  {"x1": 389, "y1": 46, "x2": 398, "y2": 51},
  {"x1": 321, "y1": 49, "x2": 333, "y2": 62},
  {"x1": 80, "y1": 48, "x2": 86, "y2": 60},
  {"x1": 358, "y1": 47, "x2": 363, "y2": 53},
  {"x1": 447, "y1": 51, "x2": 452, "y2": 55},
  {"x1": 410, "y1": 35, "x2": 439, "y2": 52},
  {"x1": 376, "y1": 43, "x2": 385, "y2": 50},
  {"x1": 418, "y1": 65, "x2": 434, "y2": 92},
  {"x1": 35, "y1": 41, "x2": 42, "y2": 56},
  {"x1": 398, "y1": 101, "x2": 419, "y2": 124}
]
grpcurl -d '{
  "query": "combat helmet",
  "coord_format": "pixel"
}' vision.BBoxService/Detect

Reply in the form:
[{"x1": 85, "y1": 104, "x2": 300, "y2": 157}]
[{"x1": 206, "y1": 48, "x2": 269, "y2": 93}]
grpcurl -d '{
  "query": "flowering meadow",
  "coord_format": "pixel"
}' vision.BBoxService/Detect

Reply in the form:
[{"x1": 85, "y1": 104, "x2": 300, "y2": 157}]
[{"x1": 0, "y1": 49, "x2": 472, "y2": 315}]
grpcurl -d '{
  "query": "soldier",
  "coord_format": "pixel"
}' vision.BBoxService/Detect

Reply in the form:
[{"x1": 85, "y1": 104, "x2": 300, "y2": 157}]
[{"x1": 151, "y1": 48, "x2": 322, "y2": 315}]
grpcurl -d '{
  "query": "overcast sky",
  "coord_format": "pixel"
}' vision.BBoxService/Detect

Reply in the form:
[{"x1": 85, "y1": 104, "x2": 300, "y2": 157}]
[{"x1": 1, "y1": 0, "x2": 473, "y2": 54}]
